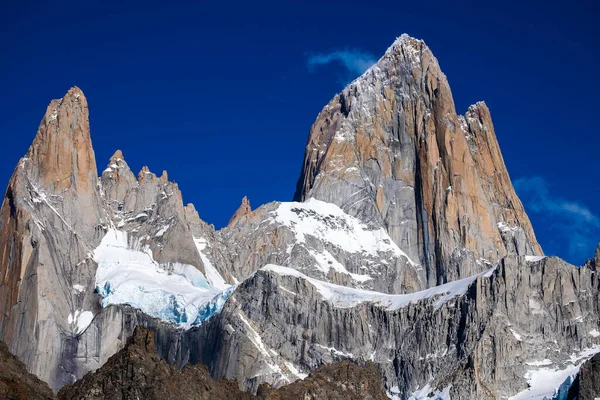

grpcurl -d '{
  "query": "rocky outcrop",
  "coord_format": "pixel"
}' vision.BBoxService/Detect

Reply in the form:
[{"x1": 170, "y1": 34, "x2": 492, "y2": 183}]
[
  {"x1": 57, "y1": 325, "x2": 387, "y2": 400},
  {"x1": 0, "y1": 340, "x2": 54, "y2": 400},
  {"x1": 215, "y1": 200, "x2": 419, "y2": 293},
  {"x1": 293, "y1": 35, "x2": 541, "y2": 289},
  {"x1": 57, "y1": 326, "x2": 251, "y2": 400},
  {"x1": 100, "y1": 152, "x2": 206, "y2": 269},
  {"x1": 258, "y1": 360, "x2": 388, "y2": 400},
  {"x1": 229, "y1": 196, "x2": 252, "y2": 225},
  {"x1": 0, "y1": 88, "x2": 225, "y2": 389}
]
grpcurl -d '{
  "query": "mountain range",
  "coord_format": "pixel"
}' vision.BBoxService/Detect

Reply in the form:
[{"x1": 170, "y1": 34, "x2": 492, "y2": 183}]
[{"x1": 0, "y1": 34, "x2": 599, "y2": 399}]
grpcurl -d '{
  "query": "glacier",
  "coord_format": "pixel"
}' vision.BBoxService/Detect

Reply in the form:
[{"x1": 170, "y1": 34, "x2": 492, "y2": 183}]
[{"x1": 94, "y1": 228, "x2": 232, "y2": 328}]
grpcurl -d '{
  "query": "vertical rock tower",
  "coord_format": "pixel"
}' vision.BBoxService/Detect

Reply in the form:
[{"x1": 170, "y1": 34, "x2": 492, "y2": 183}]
[
  {"x1": 294, "y1": 34, "x2": 541, "y2": 288},
  {"x1": 0, "y1": 87, "x2": 105, "y2": 387}
]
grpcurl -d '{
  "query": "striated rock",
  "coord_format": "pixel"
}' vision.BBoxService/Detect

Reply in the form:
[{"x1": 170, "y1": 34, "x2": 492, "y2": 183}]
[
  {"x1": 0, "y1": 86, "x2": 106, "y2": 389},
  {"x1": 172, "y1": 255, "x2": 600, "y2": 398},
  {"x1": 293, "y1": 35, "x2": 542, "y2": 289},
  {"x1": 0, "y1": 340, "x2": 54, "y2": 400},
  {"x1": 57, "y1": 326, "x2": 252, "y2": 400},
  {"x1": 57, "y1": 325, "x2": 388, "y2": 400}
]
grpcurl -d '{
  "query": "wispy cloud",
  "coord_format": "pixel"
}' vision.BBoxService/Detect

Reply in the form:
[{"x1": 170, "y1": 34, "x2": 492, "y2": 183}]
[
  {"x1": 514, "y1": 176, "x2": 600, "y2": 264},
  {"x1": 307, "y1": 50, "x2": 377, "y2": 76}
]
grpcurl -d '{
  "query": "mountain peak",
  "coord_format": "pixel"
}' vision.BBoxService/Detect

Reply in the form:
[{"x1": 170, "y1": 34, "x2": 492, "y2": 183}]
[
  {"x1": 386, "y1": 34, "x2": 426, "y2": 56},
  {"x1": 111, "y1": 149, "x2": 124, "y2": 160},
  {"x1": 102, "y1": 149, "x2": 132, "y2": 176},
  {"x1": 26, "y1": 86, "x2": 96, "y2": 193},
  {"x1": 294, "y1": 35, "x2": 541, "y2": 288},
  {"x1": 228, "y1": 196, "x2": 251, "y2": 225},
  {"x1": 138, "y1": 166, "x2": 154, "y2": 180}
]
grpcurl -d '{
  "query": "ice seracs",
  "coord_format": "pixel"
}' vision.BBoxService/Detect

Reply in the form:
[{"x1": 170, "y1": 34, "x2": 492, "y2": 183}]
[{"x1": 93, "y1": 228, "x2": 232, "y2": 328}]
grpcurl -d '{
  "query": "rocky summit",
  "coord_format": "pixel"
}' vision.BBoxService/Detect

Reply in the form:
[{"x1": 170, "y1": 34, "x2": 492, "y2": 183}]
[{"x1": 0, "y1": 34, "x2": 598, "y2": 399}]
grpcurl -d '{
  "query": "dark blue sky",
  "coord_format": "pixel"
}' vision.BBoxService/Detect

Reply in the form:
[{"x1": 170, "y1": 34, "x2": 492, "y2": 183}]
[{"x1": 1, "y1": 0, "x2": 598, "y2": 264}]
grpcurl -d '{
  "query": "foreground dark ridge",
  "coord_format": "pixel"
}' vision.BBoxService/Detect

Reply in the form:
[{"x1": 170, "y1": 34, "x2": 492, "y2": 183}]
[
  {"x1": 0, "y1": 326, "x2": 388, "y2": 399},
  {"x1": 52, "y1": 326, "x2": 386, "y2": 400},
  {"x1": 0, "y1": 340, "x2": 54, "y2": 400}
]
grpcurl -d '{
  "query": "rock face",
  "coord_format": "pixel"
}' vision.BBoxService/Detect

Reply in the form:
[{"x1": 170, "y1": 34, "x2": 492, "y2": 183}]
[
  {"x1": 158, "y1": 255, "x2": 600, "y2": 398},
  {"x1": 293, "y1": 34, "x2": 541, "y2": 289},
  {"x1": 0, "y1": 35, "x2": 597, "y2": 400},
  {"x1": 57, "y1": 326, "x2": 252, "y2": 400},
  {"x1": 258, "y1": 360, "x2": 388, "y2": 400},
  {"x1": 0, "y1": 87, "x2": 106, "y2": 389},
  {"x1": 0, "y1": 339, "x2": 54, "y2": 400},
  {"x1": 0, "y1": 88, "x2": 220, "y2": 390},
  {"x1": 57, "y1": 325, "x2": 387, "y2": 400}
]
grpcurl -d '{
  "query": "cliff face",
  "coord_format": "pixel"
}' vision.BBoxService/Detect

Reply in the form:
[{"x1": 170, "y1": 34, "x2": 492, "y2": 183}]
[
  {"x1": 293, "y1": 35, "x2": 541, "y2": 289},
  {"x1": 158, "y1": 255, "x2": 600, "y2": 398},
  {"x1": 57, "y1": 326, "x2": 388, "y2": 400},
  {"x1": 0, "y1": 88, "x2": 219, "y2": 390},
  {"x1": 0, "y1": 87, "x2": 106, "y2": 388}
]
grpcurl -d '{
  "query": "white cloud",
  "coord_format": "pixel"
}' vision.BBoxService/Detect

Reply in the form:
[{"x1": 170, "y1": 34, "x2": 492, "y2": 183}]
[{"x1": 307, "y1": 49, "x2": 376, "y2": 76}]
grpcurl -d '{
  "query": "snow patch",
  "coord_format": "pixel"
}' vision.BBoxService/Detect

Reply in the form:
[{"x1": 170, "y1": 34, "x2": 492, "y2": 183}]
[
  {"x1": 273, "y1": 198, "x2": 417, "y2": 266},
  {"x1": 525, "y1": 255, "x2": 546, "y2": 262},
  {"x1": 154, "y1": 224, "x2": 171, "y2": 237},
  {"x1": 73, "y1": 284, "x2": 86, "y2": 293},
  {"x1": 590, "y1": 329, "x2": 600, "y2": 338},
  {"x1": 283, "y1": 361, "x2": 308, "y2": 380},
  {"x1": 407, "y1": 383, "x2": 452, "y2": 400},
  {"x1": 262, "y1": 264, "x2": 495, "y2": 311},
  {"x1": 510, "y1": 346, "x2": 600, "y2": 400},
  {"x1": 315, "y1": 344, "x2": 354, "y2": 358},
  {"x1": 193, "y1": 237, "x2": 231, "y2": 290},
  {"x1": 309, "y1": 249, "x2": 372, "y2": 283},
  {"x1": 498, "y1": 222, "x2": 520, "y2": 234},
  {"x1": 125, "y1": 213, "x2": 148, "y2": 222},
  {"x1": 68, "y1": 310, "x2": 94, "y2": 334},
  {"x1": 511, "y1": 328, "x2": 523, "y2": 342},
  {"x1": 526, "y1": 359, "x2": 553, "y2": 367}
]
